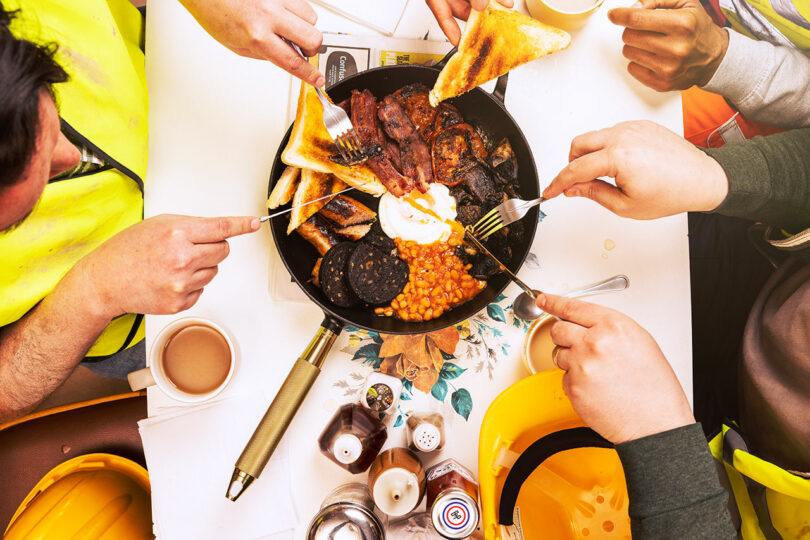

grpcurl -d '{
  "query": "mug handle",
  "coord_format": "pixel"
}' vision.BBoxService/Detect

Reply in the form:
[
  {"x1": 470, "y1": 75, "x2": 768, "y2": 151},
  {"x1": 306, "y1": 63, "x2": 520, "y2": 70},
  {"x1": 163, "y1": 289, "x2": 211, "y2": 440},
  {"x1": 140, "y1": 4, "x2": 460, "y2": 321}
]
[{"x1": 128, "y1": 367, "x2": 156, "y2": 391}]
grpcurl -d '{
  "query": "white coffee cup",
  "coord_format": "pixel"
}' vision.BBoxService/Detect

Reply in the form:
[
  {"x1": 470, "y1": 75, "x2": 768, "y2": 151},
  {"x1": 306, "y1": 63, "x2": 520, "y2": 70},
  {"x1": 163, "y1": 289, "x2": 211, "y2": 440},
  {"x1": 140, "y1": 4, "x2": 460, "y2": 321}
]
[
  {"x1": 526, "y1": 0, "x2": 606, "y2": 29},
  {"x1": 128, "y1": 317, "x2": 236, "y2": 403}
]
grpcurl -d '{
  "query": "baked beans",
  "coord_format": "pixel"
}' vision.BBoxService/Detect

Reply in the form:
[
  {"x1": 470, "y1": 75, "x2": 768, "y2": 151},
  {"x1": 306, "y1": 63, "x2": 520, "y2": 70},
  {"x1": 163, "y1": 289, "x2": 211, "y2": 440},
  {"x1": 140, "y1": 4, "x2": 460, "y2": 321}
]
[{"x1": 374, "y1": 232, "x2": 486, "y2": 321}]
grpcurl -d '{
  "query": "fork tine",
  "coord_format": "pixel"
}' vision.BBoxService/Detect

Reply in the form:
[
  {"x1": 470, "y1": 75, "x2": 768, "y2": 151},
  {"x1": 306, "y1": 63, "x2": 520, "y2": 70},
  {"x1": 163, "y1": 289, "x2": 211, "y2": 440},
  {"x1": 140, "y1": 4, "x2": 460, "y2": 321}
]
[
  {"x1": 477, "y1": 220, "x2": 505, "y2": 240},
  {"x1": 349, "y1": 130, "x2": 364, "y2": 157},
  {"x1": 471, "y1": 207, "x2": 500, "y2": 234},
  {"x1": 339, "y1": 130, "x2": 362, "y2": 162},
  {"x1": 335, "y1": 135, "x2": 352, "y2": 163},
  {"x1": 479, "y1": 225, "x2": 504, "y2": 241},
  {"x1": 472, "y1": 213, "x2": 502, "y2": 236}
]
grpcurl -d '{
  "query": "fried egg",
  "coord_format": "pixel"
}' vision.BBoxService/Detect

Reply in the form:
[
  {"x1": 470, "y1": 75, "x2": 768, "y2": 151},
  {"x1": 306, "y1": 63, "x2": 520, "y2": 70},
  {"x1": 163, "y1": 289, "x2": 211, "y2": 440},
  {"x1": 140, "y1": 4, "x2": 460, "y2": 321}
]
[{"x1": 378, "y1": 184, "x2": 459, "y2": 245}]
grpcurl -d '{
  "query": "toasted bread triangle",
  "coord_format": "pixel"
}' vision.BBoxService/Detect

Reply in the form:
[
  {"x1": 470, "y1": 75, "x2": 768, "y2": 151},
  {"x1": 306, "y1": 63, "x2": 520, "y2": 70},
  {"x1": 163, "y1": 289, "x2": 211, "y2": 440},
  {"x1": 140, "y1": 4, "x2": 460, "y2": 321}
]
[
  {"x1": 287, "y1": 170, "x2": 348, "y2": 234},
  {"x1": 281, "y1": 83, "x2": 386, "y2": 197},
  {"x1": 267, "y1": 166, "x2": 300, "y2": 209},
  {"x1": 430, "y1": 1, "x2": 571, "y2": 106}
]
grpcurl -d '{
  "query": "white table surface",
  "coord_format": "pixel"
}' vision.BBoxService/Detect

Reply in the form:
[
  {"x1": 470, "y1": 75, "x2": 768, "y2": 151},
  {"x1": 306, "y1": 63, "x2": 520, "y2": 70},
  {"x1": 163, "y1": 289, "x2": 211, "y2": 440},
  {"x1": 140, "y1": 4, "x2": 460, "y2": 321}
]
[{"x1": 144, "y1": 1, "x2": 690, "y2": 538}]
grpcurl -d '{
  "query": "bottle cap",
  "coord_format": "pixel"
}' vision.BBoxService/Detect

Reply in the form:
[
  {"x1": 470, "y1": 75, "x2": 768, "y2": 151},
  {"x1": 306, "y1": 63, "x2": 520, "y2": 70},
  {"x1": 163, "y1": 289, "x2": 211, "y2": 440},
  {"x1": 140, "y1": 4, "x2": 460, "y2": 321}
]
[
  {"x1": 412, "y1": 423, "x2": 442, "y2": 452},
  {"x1": 431, "y1": 491, "x2": 479, "y2": 538},
  {"x1": 371, "y1": 468, "x2": 422, "y2": 517},
  {"x1": 333, "y1": 434, "x2": 363, "y2": 464}
]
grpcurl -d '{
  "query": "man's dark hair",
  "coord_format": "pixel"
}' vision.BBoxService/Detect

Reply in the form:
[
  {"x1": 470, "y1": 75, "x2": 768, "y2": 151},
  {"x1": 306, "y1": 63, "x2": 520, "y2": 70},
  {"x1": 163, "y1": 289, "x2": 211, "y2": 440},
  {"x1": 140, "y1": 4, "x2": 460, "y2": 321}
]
[{"x1": 0, "y1": 5, "x2": 68, "y2": 189}]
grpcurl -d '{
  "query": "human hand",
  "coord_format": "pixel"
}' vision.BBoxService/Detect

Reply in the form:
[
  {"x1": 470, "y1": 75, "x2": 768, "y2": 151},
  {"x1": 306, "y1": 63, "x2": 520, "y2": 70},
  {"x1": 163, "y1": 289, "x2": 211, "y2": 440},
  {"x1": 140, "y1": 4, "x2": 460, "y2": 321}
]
[
  {"x1": 538, "y1": 293, "x2": 694, "y2": 444},
  {"x1": 426, "y1": 0, "x2": 514, "y2": 46},
  {"x1": 608, "y1": 0, "x2": 728, "y2": 91},
  {"x1": 77, "y1": 214, "x2": 260, "y2": 319},
  {"x1": 179, "y1": 0, "x2": 325, "y2": 87},
  {"x1": 542, "y1": 120, "x2": 728, "y2": 219}
]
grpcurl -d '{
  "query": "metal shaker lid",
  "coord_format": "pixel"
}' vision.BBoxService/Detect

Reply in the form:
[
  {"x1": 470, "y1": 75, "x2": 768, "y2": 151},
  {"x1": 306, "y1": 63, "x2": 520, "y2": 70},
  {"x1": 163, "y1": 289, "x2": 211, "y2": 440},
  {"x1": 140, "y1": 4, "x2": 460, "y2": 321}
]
[{"x1": 307, "y1": 502, "x2": 385, "y2": 540}]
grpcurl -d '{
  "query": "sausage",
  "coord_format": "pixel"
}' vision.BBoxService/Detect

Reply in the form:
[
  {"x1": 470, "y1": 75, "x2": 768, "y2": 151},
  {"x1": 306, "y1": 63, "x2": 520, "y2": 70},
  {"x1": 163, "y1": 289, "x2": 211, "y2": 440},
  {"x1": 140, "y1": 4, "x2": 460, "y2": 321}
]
[
  {"x1": 319, "y1": 195, "x2": 376, "y2": 227},
  {"x1": 297, "y1": 214, "x2": 341, "y2": 255}
]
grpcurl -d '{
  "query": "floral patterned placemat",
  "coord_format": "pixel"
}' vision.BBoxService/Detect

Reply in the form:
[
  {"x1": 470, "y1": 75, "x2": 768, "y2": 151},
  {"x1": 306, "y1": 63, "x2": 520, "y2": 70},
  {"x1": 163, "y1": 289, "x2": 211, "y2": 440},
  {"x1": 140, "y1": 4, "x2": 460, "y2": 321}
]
[{"x1": 331, "y1": 290, "x2": 535, "y2": 429}]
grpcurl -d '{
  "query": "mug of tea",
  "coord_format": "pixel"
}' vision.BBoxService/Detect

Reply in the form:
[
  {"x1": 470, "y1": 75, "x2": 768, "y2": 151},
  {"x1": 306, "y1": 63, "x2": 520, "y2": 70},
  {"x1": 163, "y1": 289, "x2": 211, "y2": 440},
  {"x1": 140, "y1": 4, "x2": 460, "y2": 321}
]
[
  {"x1": 128, "y1": 317, "x2": 236, "y2": 402},
  {"x1": 522, "y1": 313, "x2": 561, "y2": 375},
  {"x1": 525, "y1": 0, "x2": 606, "y2": 29}
]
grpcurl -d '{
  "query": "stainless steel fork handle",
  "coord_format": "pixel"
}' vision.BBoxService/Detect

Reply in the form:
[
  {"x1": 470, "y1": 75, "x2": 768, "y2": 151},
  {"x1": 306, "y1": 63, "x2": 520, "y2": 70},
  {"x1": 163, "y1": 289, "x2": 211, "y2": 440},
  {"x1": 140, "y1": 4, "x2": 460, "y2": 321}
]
[
  {"x1": 518, "y1": 196, "x2": 547, "y2": 209},
  {"x1": 564, "y1": 275, "x2": 629, "y2": 299},
  {"x1": 314, "y1": 87, "x2": 331, "y2": 105},
  {"x1": 282, "y1": 37, "x2": 306, "y2": 59}
]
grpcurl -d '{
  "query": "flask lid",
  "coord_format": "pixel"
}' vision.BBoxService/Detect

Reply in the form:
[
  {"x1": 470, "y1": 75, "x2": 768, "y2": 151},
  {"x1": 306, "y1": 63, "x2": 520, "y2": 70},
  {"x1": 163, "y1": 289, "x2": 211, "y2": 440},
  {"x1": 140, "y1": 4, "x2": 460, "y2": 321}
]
[{"x1": 333, "y1": 434, "x2": 363, "y2": 464}]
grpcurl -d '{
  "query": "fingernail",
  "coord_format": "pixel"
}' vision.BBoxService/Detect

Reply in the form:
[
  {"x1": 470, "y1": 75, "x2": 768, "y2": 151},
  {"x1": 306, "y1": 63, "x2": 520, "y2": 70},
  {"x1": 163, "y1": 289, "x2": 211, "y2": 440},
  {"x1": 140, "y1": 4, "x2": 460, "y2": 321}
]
[
  {"x1": 536, "y1": 294, "x2": 547, "y2": 308},
  {"x1": 315, "y1": 75, "x2": 325, "y2": 88},
  {"x1": 251, "y1": 218, "x2": 260, "y2": 230},
  {"x1": 566, "y1": 188, "x2": 580, "y2": 197},
  {"x1": 631, "y1": 1, "x2": 642, "y2": 6}
]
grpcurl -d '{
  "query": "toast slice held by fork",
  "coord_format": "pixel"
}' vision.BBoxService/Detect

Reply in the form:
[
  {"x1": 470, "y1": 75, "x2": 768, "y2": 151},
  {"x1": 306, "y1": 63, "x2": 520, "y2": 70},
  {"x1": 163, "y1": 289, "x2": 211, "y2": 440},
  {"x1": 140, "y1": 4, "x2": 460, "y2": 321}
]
[{"x1": 429, "y1": 1, "x2": 571, "y2": 107}]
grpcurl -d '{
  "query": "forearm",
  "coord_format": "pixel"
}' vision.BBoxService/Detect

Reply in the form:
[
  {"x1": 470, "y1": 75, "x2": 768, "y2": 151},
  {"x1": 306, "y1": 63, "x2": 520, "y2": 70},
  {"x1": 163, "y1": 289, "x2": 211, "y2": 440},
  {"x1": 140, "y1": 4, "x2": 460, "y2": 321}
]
[
  {"x1": 0, "y1": 262, "x2": 111, "y2": 422},
  {"x1": 702, "y1": 30, "x2": 810, "y2": 128},
  {"x1": 704, "y1": 128, "x2": 810, "y2": 231},
  {"x1": 616, "y1": 423, "x2": 735, "y2": 539}
]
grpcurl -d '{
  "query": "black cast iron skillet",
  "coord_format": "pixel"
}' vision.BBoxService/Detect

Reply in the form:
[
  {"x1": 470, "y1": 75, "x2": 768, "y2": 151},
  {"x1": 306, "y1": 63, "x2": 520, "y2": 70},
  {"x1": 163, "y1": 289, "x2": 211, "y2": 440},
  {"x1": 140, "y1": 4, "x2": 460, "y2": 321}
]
[
  {"x1": 269, "y1": 67, "x2": 539, "y2": 334},
  {"x1": 230, "y1": 59, "x2": 541, "y2": 498}
]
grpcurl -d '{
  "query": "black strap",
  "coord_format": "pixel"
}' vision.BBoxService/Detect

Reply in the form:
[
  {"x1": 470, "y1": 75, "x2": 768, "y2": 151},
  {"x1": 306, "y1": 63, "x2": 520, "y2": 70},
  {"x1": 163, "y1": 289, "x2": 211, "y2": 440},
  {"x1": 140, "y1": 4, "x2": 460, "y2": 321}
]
[
  {"x1": 498, "y1": 427, "x2": 613, "y2": 526},
  {"x1": 83, "y1": 313, "x2": 144, "y2": 363},
  {"x1": 58, "y1": 120, "x2": 144, "y2": 193},
  {"x1": 720, "y1": 423, "x2": 783, "y2": 540}
]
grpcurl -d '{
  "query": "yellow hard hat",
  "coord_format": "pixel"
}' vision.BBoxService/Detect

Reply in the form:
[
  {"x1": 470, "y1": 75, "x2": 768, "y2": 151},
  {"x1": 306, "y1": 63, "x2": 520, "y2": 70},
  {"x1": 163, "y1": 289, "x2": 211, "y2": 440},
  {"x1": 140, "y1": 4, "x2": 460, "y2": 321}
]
[
  {"x1": 4, "y1": 453, "x2": 152, "y2": 540},
  {"x1": 479, "y1": 371, "x2": 630, "y2": 540}
]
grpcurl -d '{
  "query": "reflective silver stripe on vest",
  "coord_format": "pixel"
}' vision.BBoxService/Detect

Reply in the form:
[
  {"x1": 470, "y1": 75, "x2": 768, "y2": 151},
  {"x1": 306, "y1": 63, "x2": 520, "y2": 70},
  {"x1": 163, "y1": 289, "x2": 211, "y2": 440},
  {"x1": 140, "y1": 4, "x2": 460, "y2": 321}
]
[
  {"x1": 770, "y1": 0, "x2": 810, "y2": 31},
  {"x1": 720, "y1": 0, "x2": 797, "y2": 47}
]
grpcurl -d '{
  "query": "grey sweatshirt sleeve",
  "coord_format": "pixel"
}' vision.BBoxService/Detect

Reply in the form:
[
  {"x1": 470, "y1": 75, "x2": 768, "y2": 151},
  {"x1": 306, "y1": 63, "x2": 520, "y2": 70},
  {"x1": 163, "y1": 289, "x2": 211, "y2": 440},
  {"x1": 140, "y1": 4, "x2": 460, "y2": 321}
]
[
  {"x1": 704, "y1": 128, "x2": 810, "y2": 231},
  {"x1": 615, "y1": 423, "x2": 735, "y2": 540},
  {"x1": 702, "y1": 29, "x2": 810, "y2": 129}
]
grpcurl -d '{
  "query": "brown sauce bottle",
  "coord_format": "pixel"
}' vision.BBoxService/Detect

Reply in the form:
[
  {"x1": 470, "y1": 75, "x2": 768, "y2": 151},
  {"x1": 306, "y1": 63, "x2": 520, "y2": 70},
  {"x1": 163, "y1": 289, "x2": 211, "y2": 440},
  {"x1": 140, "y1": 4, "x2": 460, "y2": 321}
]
[{"x1": 318, "y1": 403, "x2": 387, "y2": 474}]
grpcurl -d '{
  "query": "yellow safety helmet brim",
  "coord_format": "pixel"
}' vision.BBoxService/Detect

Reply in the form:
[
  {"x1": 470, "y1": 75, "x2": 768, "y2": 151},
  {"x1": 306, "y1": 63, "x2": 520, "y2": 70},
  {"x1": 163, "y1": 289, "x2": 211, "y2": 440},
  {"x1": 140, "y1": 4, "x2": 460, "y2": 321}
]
[{"x1": 4, "y1": 453, "x2": 151, "y2": 540}]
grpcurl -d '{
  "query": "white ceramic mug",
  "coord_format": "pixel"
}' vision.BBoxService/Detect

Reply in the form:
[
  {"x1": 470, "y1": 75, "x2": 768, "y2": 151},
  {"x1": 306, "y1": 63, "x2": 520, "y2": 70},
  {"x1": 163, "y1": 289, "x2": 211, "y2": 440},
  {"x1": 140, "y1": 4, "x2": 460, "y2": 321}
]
[
  {"x1": 526, "y1": 0, "x2": 606, "y2": 30},
  {"x1": 127, "y1": 317, "x2": 236, "y2": 403},
  {"x1": 522, "y1": 314, "x2": 560, "y2": 375}
]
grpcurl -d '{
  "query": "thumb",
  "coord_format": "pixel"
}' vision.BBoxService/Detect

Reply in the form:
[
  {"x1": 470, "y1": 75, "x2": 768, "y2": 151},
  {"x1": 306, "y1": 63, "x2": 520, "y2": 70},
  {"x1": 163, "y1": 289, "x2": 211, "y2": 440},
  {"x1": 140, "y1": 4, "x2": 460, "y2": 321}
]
[
  {"x1": 537, "y1": 293, "x2": 606, "y2": 327},
  {"x1": 565, "y1": 179, "x2": 628, "y2": 216},
  {"x1": 608, "y1": 0, "x2": 694, "y2": 26}
]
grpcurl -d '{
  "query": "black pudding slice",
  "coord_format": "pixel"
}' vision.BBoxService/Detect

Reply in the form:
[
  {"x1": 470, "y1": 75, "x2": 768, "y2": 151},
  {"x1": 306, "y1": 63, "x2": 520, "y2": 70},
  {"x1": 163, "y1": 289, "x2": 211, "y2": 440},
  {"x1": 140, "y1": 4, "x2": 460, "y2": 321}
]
[
  {"x1": 361, "y1": 220, "x2": 397, "y2": 257},
  {"x1": 348, "y1": 243, "x2": 409, "y2": 305},
  {"x1": 319, "y1": 242, "x2": 360, "y2": 308}
]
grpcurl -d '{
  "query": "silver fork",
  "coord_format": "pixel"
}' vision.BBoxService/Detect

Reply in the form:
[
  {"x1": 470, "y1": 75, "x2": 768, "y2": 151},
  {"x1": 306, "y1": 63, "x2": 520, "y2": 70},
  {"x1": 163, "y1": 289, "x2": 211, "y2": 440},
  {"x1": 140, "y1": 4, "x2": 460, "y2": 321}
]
[
  {"x1": 471, "y1": 197, "x2": 547, "y2": 240},
  {"x1": 283, "y1": 38, "x2": 365, "y2": 164}
]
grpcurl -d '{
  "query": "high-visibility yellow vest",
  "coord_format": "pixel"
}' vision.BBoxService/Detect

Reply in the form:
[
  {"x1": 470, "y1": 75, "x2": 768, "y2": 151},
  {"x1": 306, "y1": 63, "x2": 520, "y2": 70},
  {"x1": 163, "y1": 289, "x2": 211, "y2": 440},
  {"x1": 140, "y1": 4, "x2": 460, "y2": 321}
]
[
  {"x1": 0, "y1": 0, "x2": 147, "y2": 358},
  {"x1": 710, "y1": 423, "x2": 810, "y2": 539},
  {"x1": 719, "y1": 0, "x2": 810, "y2": 51}
]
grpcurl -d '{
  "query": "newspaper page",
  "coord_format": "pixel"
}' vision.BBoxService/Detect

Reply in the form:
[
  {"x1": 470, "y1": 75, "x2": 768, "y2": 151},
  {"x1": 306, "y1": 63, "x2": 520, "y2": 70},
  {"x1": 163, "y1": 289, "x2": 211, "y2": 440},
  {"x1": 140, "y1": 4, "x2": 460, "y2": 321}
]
[{"x1": 270, "y1": 34, "x2": 453, "y2": 303}]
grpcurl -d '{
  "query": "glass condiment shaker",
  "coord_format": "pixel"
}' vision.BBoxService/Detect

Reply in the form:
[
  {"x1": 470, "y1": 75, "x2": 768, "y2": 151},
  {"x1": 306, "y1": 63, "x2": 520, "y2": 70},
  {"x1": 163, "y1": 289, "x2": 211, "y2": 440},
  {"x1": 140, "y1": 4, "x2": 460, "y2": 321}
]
[
  {"x1": 318, "y1": 403, "x2": 388, "y2": 474},
  {"x1": 406, "y1": 412, "x2": 445, "y2": 453}
]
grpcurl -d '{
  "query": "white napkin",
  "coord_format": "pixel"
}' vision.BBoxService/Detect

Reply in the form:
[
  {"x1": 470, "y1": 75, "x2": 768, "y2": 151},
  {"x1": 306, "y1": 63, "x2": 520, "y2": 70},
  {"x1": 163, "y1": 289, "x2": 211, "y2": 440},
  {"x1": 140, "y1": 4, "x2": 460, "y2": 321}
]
[
  {"x1": 311, "y1": 0, "x2": 408, "y2": 35},
  {"x1": 139, "y1": 394, "x2": 296, "y2": 540}
]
